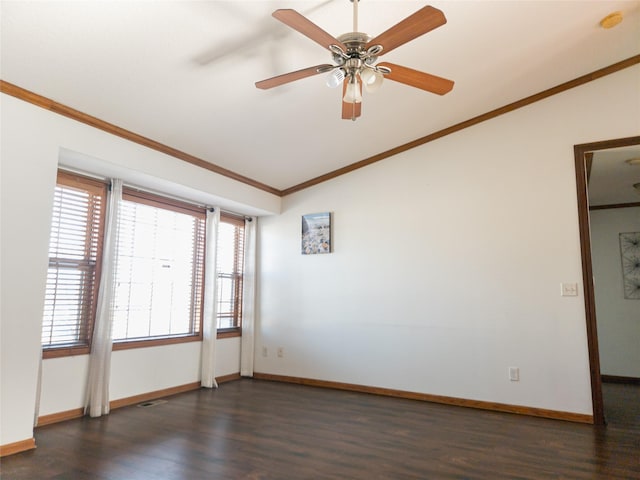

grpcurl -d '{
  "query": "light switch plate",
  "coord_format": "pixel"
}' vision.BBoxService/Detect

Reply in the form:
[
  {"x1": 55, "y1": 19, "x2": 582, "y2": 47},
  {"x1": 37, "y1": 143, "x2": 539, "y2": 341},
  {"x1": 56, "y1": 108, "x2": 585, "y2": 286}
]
[{"x1": 561, "y1": 283, "x2": 578, "y2": 296}]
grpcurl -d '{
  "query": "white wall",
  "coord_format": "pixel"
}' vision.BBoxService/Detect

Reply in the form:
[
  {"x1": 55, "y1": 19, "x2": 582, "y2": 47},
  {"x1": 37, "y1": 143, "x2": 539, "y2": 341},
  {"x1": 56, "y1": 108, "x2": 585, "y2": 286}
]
[
  {"x1": 590, "y1": 207, "x2": 640, "y2": 378},
  {"x1": 38, "y1": 339, "x2": 241, "y2": 417},
  {"x1": 256, "y1": 65, "x2": 640, "y2": 415},
  {"x1": 3, "y1": 65, "x2": 639, "y2": 449},
  {"x1": 0, "y1": 93, "x2": 278, "y2": 446}
]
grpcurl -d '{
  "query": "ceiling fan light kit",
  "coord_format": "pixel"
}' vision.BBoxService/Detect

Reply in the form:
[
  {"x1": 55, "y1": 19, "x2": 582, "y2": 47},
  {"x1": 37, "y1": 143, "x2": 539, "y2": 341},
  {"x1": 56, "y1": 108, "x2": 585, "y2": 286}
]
[
  {"x1": 360, "y1": 68, "x2": 384, "y2": 92},
  {"x1": 255, "y1": 1, "x2": 455, "y2": 120},
  {"x1": 343, "y1": 75, "x2": 363, "y2": 103},
  {"x1": 326, "y1": 68, "x2": 346, "y2": 88}
]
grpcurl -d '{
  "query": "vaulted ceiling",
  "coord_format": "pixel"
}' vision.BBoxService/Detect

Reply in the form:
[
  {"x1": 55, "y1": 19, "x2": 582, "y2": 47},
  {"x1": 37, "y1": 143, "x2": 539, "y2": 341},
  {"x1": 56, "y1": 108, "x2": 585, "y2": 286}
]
[{"x1": 1, "y1": 1, "x2": 639, "y2": 195}]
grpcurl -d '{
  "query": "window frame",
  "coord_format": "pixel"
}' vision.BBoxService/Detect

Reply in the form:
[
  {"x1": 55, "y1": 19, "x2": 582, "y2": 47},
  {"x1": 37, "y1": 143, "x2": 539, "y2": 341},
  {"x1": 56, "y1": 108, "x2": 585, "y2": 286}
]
[
  {"x1": 42, "y1": 171, "x2": 108, "y2": 359},
  {"x1": 216, "y1": 212, "x2": 245, "y2": 338},
  {"x1": 111, "y1": 188, "x2": 206, "y2": 350}
]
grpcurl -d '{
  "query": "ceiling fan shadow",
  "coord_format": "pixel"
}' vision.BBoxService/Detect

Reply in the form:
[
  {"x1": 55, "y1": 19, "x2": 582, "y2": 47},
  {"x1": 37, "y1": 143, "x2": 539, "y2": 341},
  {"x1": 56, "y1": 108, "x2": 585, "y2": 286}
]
[{"x1": 192, "y1": 1, "x2": 332, "y2": 67}]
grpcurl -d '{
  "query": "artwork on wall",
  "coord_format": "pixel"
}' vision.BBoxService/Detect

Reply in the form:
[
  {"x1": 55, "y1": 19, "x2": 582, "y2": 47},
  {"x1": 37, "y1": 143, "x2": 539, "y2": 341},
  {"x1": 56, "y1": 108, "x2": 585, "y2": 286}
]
[
  {"x1": 619, "y1": 232, "x2": 640, "y2": 299},
  {"x1": 302, "y1": 212, "x2": 331, "y2": 255}
]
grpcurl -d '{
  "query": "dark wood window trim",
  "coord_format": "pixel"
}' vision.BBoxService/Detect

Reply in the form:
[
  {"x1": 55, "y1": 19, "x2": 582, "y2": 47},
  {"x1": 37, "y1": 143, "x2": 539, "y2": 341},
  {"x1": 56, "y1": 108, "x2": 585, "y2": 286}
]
[
  {"x1": 217, "y1": 329, "x2": 241, "y2": 339},
  {"x1": 112, "y1": 333, "x2": 202, "y2": 351},
  {"x1": 43, "y1": 345, "x2": 91, "y2": 359}
]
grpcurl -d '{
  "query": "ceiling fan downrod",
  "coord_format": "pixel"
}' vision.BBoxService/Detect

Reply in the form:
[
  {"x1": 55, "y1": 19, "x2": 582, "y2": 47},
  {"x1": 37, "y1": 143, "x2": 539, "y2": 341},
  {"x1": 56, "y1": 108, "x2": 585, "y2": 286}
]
[{"x1": 351, "y1": 0, "x2": 358, "y2": 33}]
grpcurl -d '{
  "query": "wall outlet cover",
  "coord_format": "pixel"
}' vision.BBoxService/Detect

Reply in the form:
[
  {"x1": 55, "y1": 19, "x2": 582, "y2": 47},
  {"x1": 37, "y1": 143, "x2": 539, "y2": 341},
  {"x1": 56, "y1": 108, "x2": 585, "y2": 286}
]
[{"x1": 561, "y1": 283, "x2": 578, "y2": 296}]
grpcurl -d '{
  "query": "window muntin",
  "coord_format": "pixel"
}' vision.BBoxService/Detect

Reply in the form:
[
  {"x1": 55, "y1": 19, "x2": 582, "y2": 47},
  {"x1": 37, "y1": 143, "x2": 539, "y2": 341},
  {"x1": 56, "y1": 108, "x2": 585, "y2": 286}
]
[
  {"x1": 42, "y1": 172, "x2": 106, "y2": 357},
  {"x1": 111, "y1": 189, "x2": 205, "y2": 344},
  {"x1": 217, "y1": 214, "x2": 245, "y2": 330}
]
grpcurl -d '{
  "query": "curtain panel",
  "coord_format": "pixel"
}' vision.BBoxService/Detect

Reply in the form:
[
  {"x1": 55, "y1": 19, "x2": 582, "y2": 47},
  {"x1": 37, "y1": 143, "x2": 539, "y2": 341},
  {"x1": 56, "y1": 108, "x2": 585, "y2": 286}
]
[{"x1": 85, "y1": 179, "x2": 122, "y2": 417}]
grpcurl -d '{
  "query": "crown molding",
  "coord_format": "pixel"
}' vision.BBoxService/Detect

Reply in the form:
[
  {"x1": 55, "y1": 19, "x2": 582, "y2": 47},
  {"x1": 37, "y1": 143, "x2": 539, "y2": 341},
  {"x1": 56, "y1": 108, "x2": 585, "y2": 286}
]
[
  {"x1": 281, "y1": 54, "x2": 640, "y2": 195},
  {"x1": 0, "y1": 80, "x2": 282, "y2": 196},
  {"x1": 2, "y1": 54, "x2": 638, "y2": 198}
]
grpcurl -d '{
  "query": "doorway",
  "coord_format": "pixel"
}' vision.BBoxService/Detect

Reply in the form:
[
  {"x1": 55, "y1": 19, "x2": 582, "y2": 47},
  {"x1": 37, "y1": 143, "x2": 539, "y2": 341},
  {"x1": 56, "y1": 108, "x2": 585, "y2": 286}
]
[{"x1": 574, "y1": 135, "x2": 640, "y2": 425}]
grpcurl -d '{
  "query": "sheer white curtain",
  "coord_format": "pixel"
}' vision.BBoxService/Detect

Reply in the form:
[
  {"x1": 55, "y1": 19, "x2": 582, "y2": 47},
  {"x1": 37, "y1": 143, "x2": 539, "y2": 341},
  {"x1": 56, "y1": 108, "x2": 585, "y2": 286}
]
[
  {"x1": 85, "y1": 179, "x2": 122, "y2": 417},
  {"x1": 34, "y1": 356, "x2": 42, "y2": 426},
  {"x1": 240, "y1": 216, "x2": 257, "y2": 377},
  {"x1": 201, "y1": 207, "x2": 220, "y2": 388}
]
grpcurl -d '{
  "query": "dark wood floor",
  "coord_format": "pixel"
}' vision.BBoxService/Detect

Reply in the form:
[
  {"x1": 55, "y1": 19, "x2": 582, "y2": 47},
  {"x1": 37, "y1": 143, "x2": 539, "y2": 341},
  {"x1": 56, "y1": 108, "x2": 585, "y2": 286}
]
[{"x1": 2, "y1": 379, "x2": 639, "y2": 479}]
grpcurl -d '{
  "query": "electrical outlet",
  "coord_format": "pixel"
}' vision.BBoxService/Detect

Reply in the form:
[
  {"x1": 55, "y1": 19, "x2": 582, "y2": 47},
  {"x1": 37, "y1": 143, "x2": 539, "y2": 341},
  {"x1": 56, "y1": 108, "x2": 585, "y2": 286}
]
[
  {"x1": 262, "y1": 347, "x2": 268, "y2": 357},
  {"x1": 277, "y1": 347, "x2": 284, "y2": 358},
  {"x1": 509, "y1": 367, "x2": 520, "y2": 382}
]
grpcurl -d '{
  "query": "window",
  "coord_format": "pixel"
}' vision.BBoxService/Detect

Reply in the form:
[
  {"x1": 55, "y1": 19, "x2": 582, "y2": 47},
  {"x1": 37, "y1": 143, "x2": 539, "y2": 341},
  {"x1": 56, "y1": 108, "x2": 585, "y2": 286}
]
[
  {"x1": 43, "y1": 171, "x2": 246, "y2": 355},
  {"x1": 217, "y1": 214, "x2": 245, "y2": 330},
  {"x1": 111, "y1": 189, "x2": 205, "y2": 347},
  {"x1": 42, "y1": 172, "x2": 107, "y2": 357}
]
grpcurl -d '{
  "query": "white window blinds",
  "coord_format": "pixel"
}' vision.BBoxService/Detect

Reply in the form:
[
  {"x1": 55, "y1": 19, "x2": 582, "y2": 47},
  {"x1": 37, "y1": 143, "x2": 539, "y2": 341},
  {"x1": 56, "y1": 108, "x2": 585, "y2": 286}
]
[
  {"x1": 111, "y1": 190, "x2": 205, "y2": 342},
  {"x1": 42, "y1": 172, "x2": 106, "y2": 353},
  {"x1": 217, "y1": 214, "x2": 245, "y2": 329}
]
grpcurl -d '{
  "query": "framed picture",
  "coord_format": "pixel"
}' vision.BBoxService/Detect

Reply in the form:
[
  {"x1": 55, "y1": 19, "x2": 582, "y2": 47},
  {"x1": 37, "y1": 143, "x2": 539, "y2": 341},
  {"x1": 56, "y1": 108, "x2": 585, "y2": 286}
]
[
  {"x1": 619, "y1": 232, "x2": 640, "y2": 299},
  {"x1": 302, "y1": 212, "x2": 331, "y2": 255}
]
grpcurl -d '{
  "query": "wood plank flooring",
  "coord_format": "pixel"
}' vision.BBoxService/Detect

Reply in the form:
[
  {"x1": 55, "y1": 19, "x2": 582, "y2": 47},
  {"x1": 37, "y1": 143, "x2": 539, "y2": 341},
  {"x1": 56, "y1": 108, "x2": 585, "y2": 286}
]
[{"x1": 1, "y1": 379, "x2": 639, "y2": 479}]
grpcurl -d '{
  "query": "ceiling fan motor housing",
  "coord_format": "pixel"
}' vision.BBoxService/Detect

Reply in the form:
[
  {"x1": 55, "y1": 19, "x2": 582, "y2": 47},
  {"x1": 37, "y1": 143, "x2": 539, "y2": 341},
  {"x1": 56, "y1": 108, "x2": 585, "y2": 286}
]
[{"x1": 335, "y1": 32, "x2": 379, "y2": 65}]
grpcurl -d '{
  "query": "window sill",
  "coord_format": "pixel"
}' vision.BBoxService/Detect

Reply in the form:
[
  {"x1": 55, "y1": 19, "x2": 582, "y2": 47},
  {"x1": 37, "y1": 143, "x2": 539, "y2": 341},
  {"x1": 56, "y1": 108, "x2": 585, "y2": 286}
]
[
  {"x1": 217, "y1": 328, "x2": 241, "y2": 339},
  {"x1": 42, "y1": 346, "x2": 90, "y2": 359},
  {"x1": 112, "y1": 334, "x2": 202, "y2": 351},
  {"x1": 43, "y1": 329, "x2": 240, "y2": 357}
]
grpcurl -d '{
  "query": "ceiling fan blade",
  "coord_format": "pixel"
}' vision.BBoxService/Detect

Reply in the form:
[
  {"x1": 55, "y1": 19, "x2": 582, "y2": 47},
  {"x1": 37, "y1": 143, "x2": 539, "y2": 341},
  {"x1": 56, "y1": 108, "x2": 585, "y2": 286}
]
[
  {"x1": 366, "y1": 6, "x2": 446, "y2": 56},
  {"x1": 342, "y1": 78, "x2": 362, "y2": 120},
  {"x1": 255, "y1": 64, "x2": 334, "y2": 90},
  {"x1": 342, "y1": 99, "x2": 362, "y2": 120},
  {"x1": 378, "y1": 62, "x2": 454, "y2": 95},
  {"x1": 273, "y1": 9, "x2": 346, "y2": 52}
]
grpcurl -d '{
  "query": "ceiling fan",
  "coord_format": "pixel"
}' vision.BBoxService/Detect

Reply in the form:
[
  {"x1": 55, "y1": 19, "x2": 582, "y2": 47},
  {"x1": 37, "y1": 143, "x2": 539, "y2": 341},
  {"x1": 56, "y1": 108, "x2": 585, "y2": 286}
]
[{"x1": 255, "y1": 0, "x2": 454, "y2": 121}]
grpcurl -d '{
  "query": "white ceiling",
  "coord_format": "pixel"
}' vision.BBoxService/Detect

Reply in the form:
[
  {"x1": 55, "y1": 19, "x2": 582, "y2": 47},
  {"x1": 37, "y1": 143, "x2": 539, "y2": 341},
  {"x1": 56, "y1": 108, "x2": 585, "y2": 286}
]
[{"x1": 1, "y1": 0, "x2": 639, "y2": 193}]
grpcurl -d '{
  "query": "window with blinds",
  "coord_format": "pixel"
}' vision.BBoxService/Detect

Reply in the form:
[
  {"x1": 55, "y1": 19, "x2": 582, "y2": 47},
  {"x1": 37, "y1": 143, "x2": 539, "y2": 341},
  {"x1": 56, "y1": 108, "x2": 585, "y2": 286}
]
[
  {"x1": 42, "y1": 172, "x2": 107, "y2": 356},
  {"x1": 43, "y1": 170, "x2": 246, "y2": 354},
  {"x1": 111, "y1": 190, "x2": 205, "y2": 344},
  {"x1": 217, "y1": 214, "x2": 245, "y2": 330}
]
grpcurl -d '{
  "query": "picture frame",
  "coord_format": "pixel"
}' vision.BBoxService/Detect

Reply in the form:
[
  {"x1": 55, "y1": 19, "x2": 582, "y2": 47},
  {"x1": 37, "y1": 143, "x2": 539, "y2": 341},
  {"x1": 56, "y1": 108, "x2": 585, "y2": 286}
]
[
  {"x1": 302, "y1": 212, "x2": 331, "y2": 255},
  {"x1": 619, "y1": 232, "x2": 640, "y2": 299}
]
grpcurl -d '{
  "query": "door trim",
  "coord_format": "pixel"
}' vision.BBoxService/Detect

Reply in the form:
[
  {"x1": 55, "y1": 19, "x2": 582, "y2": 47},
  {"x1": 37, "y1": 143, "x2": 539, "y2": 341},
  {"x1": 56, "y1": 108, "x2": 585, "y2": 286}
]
[{"x1": 573, "y1": 135, "x2": 640, "y2": 425}]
